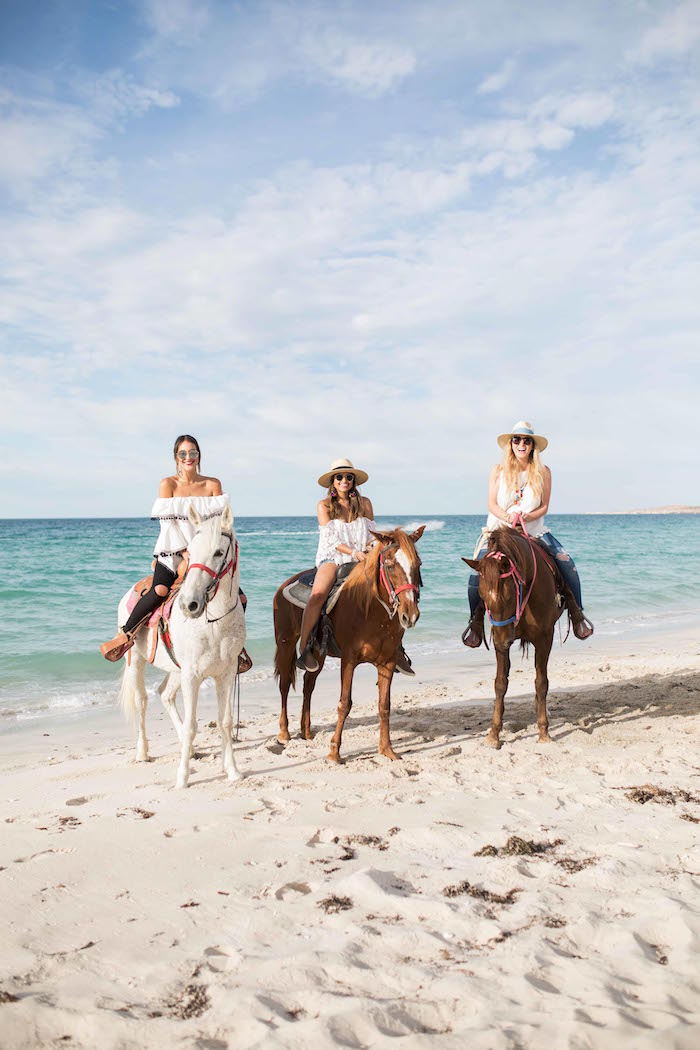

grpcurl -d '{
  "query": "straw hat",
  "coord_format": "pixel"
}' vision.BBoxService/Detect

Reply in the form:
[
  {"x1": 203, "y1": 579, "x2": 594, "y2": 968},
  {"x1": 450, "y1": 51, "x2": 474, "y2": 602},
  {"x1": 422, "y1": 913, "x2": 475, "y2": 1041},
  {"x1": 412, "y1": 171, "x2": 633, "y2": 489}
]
[
  {"x1": 317, "y1": 457, "x2": 369, "y2": 489},
  {"x1": 497, "y1": 420, "x2": 548, "y2": 453}
]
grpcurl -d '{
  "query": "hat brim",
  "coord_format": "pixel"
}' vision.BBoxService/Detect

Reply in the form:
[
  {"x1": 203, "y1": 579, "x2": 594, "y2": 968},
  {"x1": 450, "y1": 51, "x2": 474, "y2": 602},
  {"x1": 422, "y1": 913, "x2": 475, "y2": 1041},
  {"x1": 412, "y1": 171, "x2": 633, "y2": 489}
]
[
  {"x1": 497, "y1": 433, "x2": 548, "y2": 453},
  {"x1": 318, "y1": 468, "x2": 369, "y2": 488}
]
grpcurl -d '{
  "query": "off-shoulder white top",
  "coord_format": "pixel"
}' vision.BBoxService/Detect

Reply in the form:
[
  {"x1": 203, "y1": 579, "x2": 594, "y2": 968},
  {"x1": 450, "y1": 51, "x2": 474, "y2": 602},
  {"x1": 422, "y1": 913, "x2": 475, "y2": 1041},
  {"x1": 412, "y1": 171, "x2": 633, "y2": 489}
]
[
  {"x1": 152, "y1": 494, "x2": 231, "y2": 571},
  {"x1": 484, "y1": 471, "x2": 548, "y2": 538},
  {"x1": 315, "y1": 516, "x2": 377, "y2": 567}
]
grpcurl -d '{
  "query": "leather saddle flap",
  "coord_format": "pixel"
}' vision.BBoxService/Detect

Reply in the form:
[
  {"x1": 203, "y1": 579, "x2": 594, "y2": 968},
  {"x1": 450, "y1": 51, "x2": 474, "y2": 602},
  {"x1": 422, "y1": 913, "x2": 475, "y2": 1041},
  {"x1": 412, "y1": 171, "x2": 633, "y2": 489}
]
[{"x1": 283, "y1": 562, "x2": 354, "y2": 611}]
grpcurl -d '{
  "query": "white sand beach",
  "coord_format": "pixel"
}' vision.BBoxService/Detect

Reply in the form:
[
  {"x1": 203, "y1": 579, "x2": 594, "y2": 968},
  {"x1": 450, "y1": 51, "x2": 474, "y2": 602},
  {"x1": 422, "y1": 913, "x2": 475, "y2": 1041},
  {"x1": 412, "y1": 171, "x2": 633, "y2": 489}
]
[{"x1": 1, "y1": 631, "x2": 699, "y2": 1049}]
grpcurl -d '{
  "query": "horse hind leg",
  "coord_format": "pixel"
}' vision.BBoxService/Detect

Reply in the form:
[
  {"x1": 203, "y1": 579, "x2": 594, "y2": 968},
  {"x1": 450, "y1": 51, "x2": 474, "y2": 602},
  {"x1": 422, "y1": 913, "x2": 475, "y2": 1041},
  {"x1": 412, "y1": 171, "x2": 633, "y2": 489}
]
[
  {"x1": 301, "y1": 659, "x2": 324, "y2": 740},
  {"x1": 327, "y1": 659, "x2": 356, "y2": 764},
  {"x1": 534, "y1": 640, "x2": 553, "y2": 744},
  {"x1": 275, "y1": 609, "x2": 300, "y2": 744},
  {"x1": 120, "y1": 650, "x2": 150, "y2": 761},
  {"x1": 486, "y1": 645, "x2": 511, "y2": 749},
  {"x1": 216, "y1": 674, "x2": 243, "y2": 782}
]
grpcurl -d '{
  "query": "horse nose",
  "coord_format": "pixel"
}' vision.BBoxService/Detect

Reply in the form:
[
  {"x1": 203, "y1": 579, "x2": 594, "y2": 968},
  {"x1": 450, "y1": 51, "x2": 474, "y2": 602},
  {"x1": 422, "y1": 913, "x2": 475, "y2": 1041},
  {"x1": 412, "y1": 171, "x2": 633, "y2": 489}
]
[{"x1": 187, "y1": 600, "x2": 199, "y2": 613}]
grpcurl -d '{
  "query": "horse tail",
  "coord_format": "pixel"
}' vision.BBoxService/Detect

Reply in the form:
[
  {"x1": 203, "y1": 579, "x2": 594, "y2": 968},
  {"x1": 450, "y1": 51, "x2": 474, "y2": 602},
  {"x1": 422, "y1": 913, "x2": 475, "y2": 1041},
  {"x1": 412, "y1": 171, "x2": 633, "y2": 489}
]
[
  {"x1": 274, "y1": 643, "x2": 297, "y2": 691},
  {"x1": 119, "y1": 660, "x2": 138, "y2": 724},
  {"x1": 273, "y1": 589, "x2": 298, "y2": 691}
]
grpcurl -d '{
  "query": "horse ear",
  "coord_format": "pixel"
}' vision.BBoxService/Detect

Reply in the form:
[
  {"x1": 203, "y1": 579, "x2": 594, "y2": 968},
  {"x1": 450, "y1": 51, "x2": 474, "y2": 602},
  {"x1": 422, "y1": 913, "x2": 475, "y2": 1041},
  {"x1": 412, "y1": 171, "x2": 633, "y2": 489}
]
[
  {"x1": 409, "y1": 525, "x2": 426, "y2": 543},
  {"x1": 188, "y1": 506, "x2": 201, "y2": 527},
  {"x1": 369, "y1": 530, "x2": 394, "y2": 545},
  {"x1": 462, "y1": 557, "x2": 482, "y2": 571},
  {"x1": 221, "y1": 505, "x2": 233, "y2": 530}
]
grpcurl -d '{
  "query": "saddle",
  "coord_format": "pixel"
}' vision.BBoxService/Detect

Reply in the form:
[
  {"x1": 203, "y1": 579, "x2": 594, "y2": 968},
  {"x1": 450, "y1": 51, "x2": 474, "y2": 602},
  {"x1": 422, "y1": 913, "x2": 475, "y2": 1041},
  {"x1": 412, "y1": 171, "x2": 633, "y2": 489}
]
[
  {"x1": 282, "y1": 562, "x2": 354, "y2": 611},
  {"x1": 126, "y1": 558, "x2": 188, "y2": 665},
  {"x1": 284, "y1": 563, "x2": 355, "y2": 662}
]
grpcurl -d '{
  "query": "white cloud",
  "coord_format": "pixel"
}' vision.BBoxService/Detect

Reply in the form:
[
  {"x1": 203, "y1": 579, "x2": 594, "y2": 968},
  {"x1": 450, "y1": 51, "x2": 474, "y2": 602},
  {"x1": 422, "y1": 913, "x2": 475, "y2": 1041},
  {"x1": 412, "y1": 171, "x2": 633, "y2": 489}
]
[
  {"x1": 631, "y1": 0, "x2": 700, "y2": 64},
  {"x1": 142, "y1": 0, "x2": 211, "y2": 41},
  {"x1": 300, "y1": 32, "x2": 416, "y2": 95},
  {"x1": 478, "y1": 59, "x2": 516, "y2": 95}
]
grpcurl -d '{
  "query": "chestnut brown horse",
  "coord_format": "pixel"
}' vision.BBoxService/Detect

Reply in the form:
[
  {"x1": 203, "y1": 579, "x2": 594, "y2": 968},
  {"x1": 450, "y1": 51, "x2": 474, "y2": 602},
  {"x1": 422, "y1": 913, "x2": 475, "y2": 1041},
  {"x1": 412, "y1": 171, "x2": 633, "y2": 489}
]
[
  {"x1": 463, "y1": 524, "x2": 564, "y2": 749},
  {"x1": 274, "y1": 526, "x2": 425, "y2": 763}
]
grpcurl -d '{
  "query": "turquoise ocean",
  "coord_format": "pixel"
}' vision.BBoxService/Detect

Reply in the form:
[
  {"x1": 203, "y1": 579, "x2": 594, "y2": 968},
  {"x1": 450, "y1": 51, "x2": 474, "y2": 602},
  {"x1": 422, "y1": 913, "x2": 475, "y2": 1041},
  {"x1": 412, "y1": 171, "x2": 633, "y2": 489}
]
[{"x1": 1, "y1": 514, "x2": 698, "y2": 725}]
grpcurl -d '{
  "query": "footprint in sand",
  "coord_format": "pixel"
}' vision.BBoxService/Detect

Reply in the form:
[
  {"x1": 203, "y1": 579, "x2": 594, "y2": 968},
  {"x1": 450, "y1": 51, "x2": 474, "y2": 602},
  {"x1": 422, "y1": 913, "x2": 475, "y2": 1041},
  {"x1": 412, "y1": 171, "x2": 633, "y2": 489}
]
[{"x1": 275, "y1": 881, "x2": 311, "y2": 900}]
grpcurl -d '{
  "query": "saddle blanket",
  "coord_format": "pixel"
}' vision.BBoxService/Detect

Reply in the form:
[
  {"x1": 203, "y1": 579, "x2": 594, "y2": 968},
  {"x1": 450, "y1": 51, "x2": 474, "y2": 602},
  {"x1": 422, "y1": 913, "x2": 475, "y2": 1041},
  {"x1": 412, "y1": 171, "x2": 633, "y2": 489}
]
[
  {"x1": 283, "y1": 562, "x2": 354, "y2": 611},
  {"x1": 125, "y1": 574, "x2": 179, "y2": 627}
]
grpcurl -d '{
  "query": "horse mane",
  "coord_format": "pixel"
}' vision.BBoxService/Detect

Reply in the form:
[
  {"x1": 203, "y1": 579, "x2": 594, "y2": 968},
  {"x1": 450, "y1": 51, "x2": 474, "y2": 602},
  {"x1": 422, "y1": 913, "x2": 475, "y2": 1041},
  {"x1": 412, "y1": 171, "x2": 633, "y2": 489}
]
[
  {"x1": 341, "y1": 528, "x2": 418, "y2": 616},
  {"x1": 483, "y1": 527, "x2": 529, "y2": 585}
]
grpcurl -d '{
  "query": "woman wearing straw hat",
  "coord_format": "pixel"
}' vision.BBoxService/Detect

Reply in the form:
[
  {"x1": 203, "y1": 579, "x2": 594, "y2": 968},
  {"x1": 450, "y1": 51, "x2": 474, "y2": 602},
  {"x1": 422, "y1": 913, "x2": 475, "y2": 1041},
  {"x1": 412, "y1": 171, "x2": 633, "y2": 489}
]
[
  {"x1": 462, "y1": 421, "x2": 593, "y2": 648},
  {"x1": 297, "y1": 458, "x2": 414, "y2": 675}
]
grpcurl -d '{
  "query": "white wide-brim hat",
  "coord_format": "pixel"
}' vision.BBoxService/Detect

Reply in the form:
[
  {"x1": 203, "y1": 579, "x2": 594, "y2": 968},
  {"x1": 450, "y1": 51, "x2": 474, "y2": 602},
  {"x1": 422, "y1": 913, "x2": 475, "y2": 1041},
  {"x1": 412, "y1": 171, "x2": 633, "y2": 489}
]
[
  {"x1": 318, "y1": 458, "x2": 369, "y2": 489},
  {"x1": 497, "y1": 420, "x2": 548, "y2": 453}
]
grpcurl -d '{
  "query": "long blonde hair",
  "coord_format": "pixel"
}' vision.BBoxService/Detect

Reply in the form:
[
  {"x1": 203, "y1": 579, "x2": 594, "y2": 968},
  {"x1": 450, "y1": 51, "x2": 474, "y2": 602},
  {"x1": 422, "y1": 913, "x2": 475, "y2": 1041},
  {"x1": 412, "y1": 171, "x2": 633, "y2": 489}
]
[{"x1": 501, "y1": 444, "x2": 545, "y2": 502}]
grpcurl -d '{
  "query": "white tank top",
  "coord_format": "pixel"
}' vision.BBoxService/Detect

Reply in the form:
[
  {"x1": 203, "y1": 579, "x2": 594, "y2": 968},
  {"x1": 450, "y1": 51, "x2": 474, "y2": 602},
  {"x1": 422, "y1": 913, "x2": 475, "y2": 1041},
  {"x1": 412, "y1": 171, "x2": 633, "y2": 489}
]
[{"x1": 484, "y1": 470, "x2": 548, "y2": 538}]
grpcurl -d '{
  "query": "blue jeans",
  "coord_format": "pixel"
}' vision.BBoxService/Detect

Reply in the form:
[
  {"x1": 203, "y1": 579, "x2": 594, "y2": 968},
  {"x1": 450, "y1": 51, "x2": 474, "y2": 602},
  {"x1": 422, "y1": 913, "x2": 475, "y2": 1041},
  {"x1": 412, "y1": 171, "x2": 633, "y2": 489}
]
[{"x1": 468, "y1": 531, "x2": 584, "y2": 617}]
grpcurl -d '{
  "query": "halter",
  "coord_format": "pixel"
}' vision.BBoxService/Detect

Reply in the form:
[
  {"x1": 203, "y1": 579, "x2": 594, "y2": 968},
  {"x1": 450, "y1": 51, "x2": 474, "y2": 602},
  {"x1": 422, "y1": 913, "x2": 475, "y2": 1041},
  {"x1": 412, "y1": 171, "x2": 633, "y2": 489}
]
[
  {"x1": 483, "y1": 514, "x2": 538, "y2": 628},
  {"x1": 378, "y1": 543, "x2": 420, "y2": 617},
  {"x1": 186, "y1": 531, "x2": 239, "y2": 617}
]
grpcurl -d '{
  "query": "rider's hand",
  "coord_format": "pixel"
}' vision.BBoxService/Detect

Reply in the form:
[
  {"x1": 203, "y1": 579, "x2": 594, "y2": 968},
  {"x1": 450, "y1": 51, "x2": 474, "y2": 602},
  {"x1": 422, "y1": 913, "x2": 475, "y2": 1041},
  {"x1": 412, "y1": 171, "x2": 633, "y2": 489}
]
[{"x1": 354, "y1": 550, "x2": 367, "y2": 562}]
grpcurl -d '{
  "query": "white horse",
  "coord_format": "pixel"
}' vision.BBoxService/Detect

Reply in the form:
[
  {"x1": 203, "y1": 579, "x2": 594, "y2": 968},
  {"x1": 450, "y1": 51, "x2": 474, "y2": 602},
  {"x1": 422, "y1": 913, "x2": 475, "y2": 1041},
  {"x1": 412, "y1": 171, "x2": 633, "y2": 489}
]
[{"x1": 118, "y1": 504, "x2": 246, "y2": 788}]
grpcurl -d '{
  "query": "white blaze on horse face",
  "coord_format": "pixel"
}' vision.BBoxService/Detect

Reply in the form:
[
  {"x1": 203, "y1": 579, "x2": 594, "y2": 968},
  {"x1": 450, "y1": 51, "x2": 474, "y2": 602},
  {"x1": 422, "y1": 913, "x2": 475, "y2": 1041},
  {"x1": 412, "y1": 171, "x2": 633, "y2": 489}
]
[{"x1": 395, "y1": 549, "x2": 415, "y2": 602}]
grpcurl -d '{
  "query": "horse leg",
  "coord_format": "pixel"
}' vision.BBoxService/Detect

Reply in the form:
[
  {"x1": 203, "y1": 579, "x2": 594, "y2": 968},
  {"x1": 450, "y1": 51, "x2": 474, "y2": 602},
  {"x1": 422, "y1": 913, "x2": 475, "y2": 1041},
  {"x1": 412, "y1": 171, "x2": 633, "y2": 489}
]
[
  {"x1": 327, "y1": 658, "x2": 356, "y2": 764},
  {"x1": 133, "y1": 654, "x2": 150, "y2": 762},
  {"x1": 216, "y1": 674, "x2": 243, "y2": 781},
  {"x1": 535, "y1": 639, "x2": 553, "y2": 744},
  {"x1": 158, "y1": 673, "x2": 187, "y2": 748},
  {"x1": 301, "y1": 660, "x2": 324, "y2": 740},
  {"x1": 377, "y1": 663, "x2": 400, "y2": 761},
  {"x1": 486, "y1": 646, "x2": 511, "y2": 749},
  {"x1": 176, "y1": 676, "x2": 200, "y2": 789}
]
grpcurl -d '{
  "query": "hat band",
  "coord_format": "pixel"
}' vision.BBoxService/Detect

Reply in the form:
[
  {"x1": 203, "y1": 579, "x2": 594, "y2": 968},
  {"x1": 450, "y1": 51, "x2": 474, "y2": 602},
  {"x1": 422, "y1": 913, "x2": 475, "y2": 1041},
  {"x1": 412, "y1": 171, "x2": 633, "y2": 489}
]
[{"x1": 512, "y1": 427, "x2": 534, "y2": 436}]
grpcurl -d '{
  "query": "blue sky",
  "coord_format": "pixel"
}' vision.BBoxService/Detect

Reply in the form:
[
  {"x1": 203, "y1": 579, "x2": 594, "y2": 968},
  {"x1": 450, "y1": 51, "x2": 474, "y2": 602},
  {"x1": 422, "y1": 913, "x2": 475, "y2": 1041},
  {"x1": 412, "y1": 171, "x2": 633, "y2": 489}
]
[{"x1": 2, "y1": 0, "x2": 699, "y2": 516}]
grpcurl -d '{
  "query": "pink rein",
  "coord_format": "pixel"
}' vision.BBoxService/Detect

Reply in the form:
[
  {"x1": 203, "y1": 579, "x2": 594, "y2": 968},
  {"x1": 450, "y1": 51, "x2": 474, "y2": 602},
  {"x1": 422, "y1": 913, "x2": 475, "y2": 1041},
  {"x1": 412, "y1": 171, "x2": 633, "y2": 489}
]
[
  {"x1": 188, "y1": 539, "x2": 239, "y2": 600},
  {"x1": 485, "y1": 513, "x2": 538, "y2": 628}
]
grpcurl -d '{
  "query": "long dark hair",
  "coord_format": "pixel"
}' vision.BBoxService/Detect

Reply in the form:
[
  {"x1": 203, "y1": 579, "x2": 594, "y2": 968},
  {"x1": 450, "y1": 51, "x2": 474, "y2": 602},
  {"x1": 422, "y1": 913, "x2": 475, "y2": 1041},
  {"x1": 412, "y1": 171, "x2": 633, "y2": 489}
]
[
  {"x1": 327, "y1": 480, "x2": 363, "y2": 521},
  {"x1": 174, "y1": 434, "x2": 202, "y2": 473}
]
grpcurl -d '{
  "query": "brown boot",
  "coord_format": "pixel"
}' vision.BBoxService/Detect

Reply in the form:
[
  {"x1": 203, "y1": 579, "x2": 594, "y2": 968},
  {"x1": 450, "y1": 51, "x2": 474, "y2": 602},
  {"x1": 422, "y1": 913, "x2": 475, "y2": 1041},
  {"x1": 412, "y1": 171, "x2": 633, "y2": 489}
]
[
  {"x1": 100, "y1": 628, "x2": 134, "y2": 662},
  {"x1": 238, "y1": 647, "x2": 253, "y2": 673},
  {"x1": 462, "y1": 603, "x2": 485, "y2": 648},
  {"x1": 394, "y1": 645, "x2": 415, "y2": 676}
]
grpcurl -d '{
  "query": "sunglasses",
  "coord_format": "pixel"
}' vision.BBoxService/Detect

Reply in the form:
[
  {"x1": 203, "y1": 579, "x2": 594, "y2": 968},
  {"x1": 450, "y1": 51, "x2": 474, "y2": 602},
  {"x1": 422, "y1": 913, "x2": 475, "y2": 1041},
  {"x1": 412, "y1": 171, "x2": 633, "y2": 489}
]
[
  {"x1": 177, "y1": 450, "x2": 200, "y2": 460},
  {"x1": 511, "y1": 436, "x2": 534, "y2": 447},
  {"x1": 334, "y1": 473, "x2": 355, "y2": 483}
]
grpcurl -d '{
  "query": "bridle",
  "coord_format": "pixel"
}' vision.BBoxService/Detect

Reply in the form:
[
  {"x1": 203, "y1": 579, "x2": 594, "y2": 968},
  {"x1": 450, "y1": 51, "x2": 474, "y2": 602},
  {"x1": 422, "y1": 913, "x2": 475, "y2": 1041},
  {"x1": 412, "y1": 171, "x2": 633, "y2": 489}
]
[
  {"x1": 186, "y1": 530, "x2": 240, "y2": 621},
  {"x1": 483, "y1": 514, "x2": 537, "y2": 628},
  {"x1": 377, "y1": 542, "x2": 421, "y2": 618}
]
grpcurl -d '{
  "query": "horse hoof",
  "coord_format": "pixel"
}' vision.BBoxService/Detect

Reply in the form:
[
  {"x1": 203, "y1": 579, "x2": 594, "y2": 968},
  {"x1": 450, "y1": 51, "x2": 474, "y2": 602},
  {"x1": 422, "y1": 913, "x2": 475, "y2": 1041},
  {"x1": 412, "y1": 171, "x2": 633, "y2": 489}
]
[
  {"x1": 175, "y1": 772, "x2": 189, "y2": 789},
  {"x1": 226, "y1": 769, "x2": 245, "y2": 782},
  {"x1": 136, "y1": 750, "x2": 150, "y2": 762},
  {"x1": 537, "y1": 734, "x2": 553, "y2": 745},
  {"x1": 379, "y1": 748, "x2": 401, "y2": 761},
  {"x1": 484, "y1": 733, "x2": 502, "y2": 750},
  {"x1": 278, "y1": 731, "x2": 291, "y2": 744},
  {"x1": 300, "y1": 731, "x2": 314, "y2": 741},
  {"x1": 326, "y1": 751, "x2": 342, "y2": 764}
]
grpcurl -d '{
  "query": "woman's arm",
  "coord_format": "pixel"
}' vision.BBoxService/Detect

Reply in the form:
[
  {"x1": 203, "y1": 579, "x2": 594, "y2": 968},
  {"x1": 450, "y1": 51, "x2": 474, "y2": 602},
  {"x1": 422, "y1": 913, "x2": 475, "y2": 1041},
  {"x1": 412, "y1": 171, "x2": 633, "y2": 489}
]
[
  {"x1": 159, "y1": 477, "x2": 176, "y2": 498},
  {"x1": 317, "y1": 499, "x2": 331, "y2": 526},
  {"x1": 207, "y1": 476, "x2": 223, "y2": 496},
  {"x1": 520, "y1": 467, "x2": 551, "y2": 523},
  {"x1": 487, "y1": 465, "x2": 510, "y2": 523},
  {"x1": 361, "y1": 497, "x2": 374, "y2": 519}
]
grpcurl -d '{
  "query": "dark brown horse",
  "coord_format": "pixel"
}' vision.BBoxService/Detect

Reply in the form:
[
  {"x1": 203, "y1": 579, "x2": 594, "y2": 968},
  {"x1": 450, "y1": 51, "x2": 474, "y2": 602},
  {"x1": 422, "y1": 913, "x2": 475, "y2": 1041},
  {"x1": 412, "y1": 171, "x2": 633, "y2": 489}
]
[
  {"x1": 463, "y1": 526, "x2": 564, "y2": 749},
  {"x1": 274, "y1": 526, "x2": 425, "y2": 762}
]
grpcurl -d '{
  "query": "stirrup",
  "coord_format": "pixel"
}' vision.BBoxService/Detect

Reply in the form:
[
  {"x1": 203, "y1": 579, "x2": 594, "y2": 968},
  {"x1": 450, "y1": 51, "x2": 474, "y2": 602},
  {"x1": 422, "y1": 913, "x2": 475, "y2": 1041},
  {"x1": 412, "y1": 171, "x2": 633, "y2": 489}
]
[
  {"x1": 238, "y1": 647, "x2": 253, "y2": 673},
  {"x1": 462, "y1": 618, "x2": 484, "y2": 649},
  {"x1": 296, "y1": 645, "x2": 319, "y2": 673},
  {"x1": 573, "y1": 615, "x2": 594, "y2": 640},
  {"x1": 100, "y1": 628, "x2": 134, "y2": 663}
]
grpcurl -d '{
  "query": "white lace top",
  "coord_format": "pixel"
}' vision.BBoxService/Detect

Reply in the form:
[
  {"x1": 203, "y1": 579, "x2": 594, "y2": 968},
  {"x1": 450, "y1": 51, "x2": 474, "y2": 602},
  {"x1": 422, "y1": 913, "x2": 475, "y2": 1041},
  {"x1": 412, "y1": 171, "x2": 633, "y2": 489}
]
[
  {"x1": 484, "y1": 470, "x2": 548, "y2": 538},
  {"x1": 152, "y1": 494, "x2": 231, "y2": 570},
  {"x1": 315, "y1": 516, "x2": 377, "y2": 567}
]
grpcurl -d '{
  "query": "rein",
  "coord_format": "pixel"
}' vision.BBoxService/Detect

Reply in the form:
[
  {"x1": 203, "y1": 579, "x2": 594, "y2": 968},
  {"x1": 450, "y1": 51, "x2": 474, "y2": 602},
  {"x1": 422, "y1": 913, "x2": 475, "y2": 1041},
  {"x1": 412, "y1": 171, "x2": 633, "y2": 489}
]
[
  {"x1": 484, "y1": 514, "x2": 538, "y2": 628},
  {"x1": 187, "y1": 532, "x2": 240, "y2": 621},
  {"x1": 377, "y1": 543, "x2": 420, "y2": 618}
]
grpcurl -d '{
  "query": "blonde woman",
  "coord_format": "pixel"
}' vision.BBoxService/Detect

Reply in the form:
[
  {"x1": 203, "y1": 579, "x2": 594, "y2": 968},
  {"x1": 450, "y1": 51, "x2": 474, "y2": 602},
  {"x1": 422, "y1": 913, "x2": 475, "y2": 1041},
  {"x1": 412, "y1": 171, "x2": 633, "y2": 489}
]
[
  {"x1": 297, "y1": 457, "x2": 413, "y2": 675},
  {"x1": 463, "y1": 421, "x2": 593, "y2": 648}
]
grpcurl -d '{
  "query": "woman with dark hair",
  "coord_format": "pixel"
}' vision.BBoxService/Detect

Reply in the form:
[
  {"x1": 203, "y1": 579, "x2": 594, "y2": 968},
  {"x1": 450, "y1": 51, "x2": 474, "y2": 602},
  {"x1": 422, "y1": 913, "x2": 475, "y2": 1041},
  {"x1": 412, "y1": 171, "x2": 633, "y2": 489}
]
[
  {"x1": 462, "y1": 420, "x2": 593, "y2": 649},
  {"x1": 100, "y1": 435, "x2": 252, "y2": 671},
  {"x1": 296, "y1": 457, "x2": 413, "y2": 675}
]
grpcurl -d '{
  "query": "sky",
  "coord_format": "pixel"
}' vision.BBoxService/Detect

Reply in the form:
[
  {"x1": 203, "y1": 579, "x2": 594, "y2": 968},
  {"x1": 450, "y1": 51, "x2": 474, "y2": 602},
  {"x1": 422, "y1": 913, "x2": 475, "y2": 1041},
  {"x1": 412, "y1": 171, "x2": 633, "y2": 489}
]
[{"x1": 2, "y1": 0, "x2": 699, "y2": 517}]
